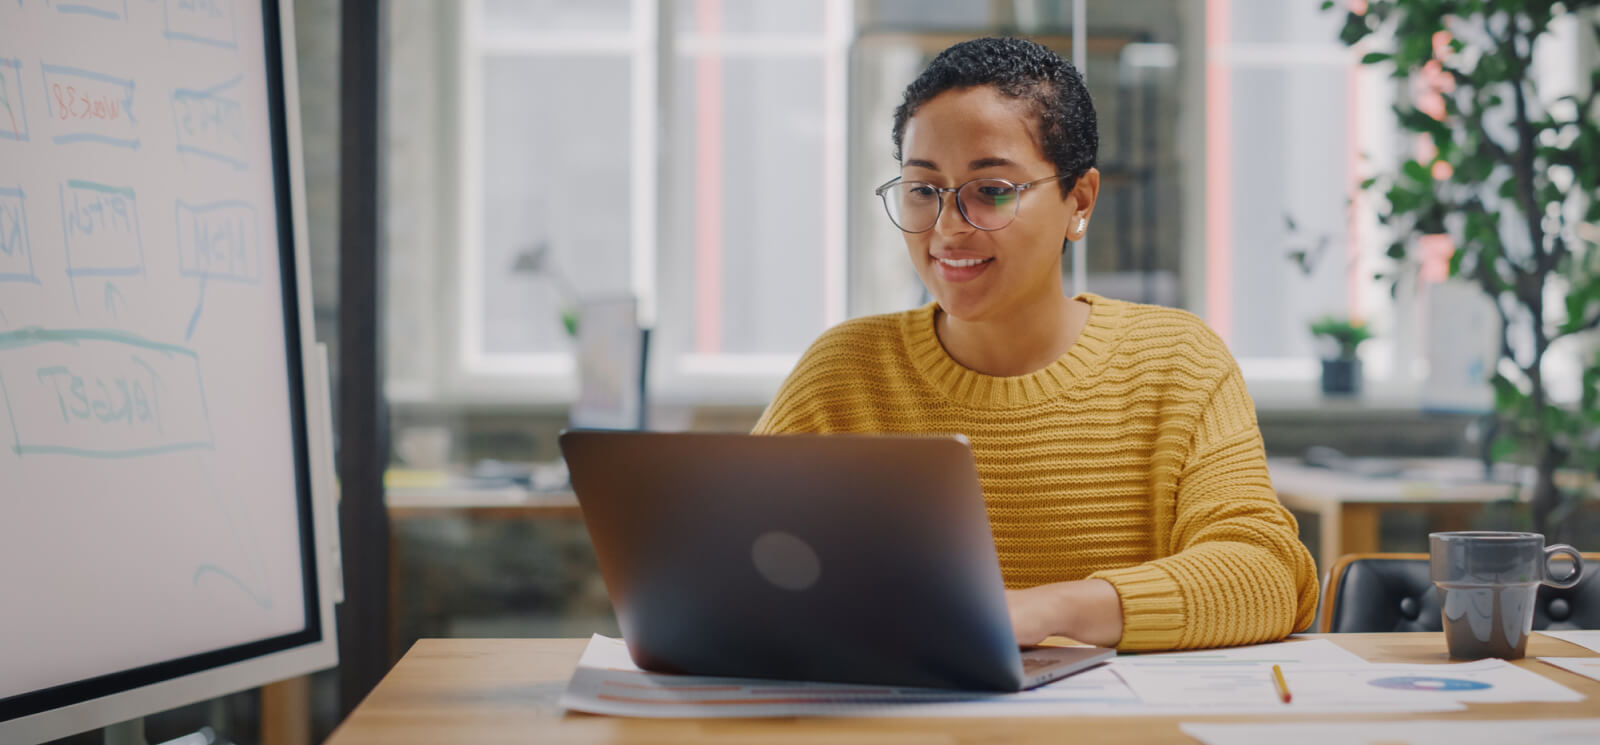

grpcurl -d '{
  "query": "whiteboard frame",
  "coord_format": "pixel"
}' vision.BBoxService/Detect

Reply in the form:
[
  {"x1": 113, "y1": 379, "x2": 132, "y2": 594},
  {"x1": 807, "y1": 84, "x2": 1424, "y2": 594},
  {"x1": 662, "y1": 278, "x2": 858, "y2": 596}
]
[{"x1": 0, "y1": 0, "x2": 340, "y2": 741}]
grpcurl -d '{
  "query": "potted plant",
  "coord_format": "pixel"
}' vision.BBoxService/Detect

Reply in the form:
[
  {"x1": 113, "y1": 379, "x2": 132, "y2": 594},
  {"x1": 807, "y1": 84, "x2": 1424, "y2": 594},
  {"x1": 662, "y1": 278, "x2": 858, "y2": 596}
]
[
  {"x1": 1326, "y1": 0, "x2": 1600, "y2": 538},
  {"x1": 1311, "y1": 316, "x2": 1374, "y2": 395}
]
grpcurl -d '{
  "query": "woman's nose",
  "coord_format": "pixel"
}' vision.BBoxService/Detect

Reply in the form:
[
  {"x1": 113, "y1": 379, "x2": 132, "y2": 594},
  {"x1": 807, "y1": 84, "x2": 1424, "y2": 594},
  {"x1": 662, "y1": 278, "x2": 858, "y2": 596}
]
[{"x1": 933, "y1": 192, "x2": 972, "y2": 237}]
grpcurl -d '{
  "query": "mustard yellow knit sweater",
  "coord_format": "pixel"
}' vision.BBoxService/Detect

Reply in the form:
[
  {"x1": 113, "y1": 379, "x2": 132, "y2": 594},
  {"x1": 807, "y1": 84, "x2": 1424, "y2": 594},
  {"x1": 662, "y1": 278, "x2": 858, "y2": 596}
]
[{"x1": 754, "y1": 294, "x2": 1319, "y2": 651}]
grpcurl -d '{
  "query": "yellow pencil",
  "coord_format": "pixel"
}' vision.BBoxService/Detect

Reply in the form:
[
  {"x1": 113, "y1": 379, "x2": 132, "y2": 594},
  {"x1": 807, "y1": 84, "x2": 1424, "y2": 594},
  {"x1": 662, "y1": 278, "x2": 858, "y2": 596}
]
[{"x1": 1271, "y1": 664, "x2": 1292, "y2": 704}]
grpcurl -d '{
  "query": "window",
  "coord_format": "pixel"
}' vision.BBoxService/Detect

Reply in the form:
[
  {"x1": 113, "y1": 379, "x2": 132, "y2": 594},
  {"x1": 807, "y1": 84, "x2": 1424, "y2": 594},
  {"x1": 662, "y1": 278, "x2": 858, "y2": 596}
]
[
  {"x1": 455, "y1": 0, "x2": 652, "y2": 400},
  {"x1": 446, "y1": 0, "x2": 850, "y2": 405},
  {"x1": 1206, "y1": 0, "x2": 1402, "y2": 393}
]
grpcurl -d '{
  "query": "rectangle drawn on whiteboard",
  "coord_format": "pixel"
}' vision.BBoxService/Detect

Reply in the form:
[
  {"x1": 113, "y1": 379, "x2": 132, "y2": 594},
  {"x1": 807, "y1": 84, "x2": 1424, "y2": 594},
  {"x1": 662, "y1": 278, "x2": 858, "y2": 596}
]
[
  {"x1": 0, "y1": 329, "x2": 214, "y2": 458},
  {"x1": 60, "y1": 180, "x2": 144, "y2": 278},
  {"x1": 171, "y1": 76, "x2": 246, "y2": 169},
  {"x1": 176, "y1": 200, "x2": 258, "y2": 282},
  {"x1": 40, "y1": 63, "x2": 139, "y2": 149},
  {"x1": 53, "y1": 0, "x2": 129, "y2": 21},
  {"x1": 0, "y1": 187, "x2": 38, "y2": 284},
  {"x1": 164, "y1": 0, "x2": 237, "y2": 49},
  {"x1": 0, "y1": 58, "x2": 30, "y2": 142}
]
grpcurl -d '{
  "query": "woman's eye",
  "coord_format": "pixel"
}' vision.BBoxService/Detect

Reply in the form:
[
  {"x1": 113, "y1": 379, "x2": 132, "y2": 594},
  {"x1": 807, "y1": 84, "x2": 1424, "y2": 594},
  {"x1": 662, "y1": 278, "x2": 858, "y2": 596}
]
[
  {"x1": 907, "y1": 185, "x2": 938, "y2": 198},
  {"x1": 977, "y1": 186, "x2": 1017, "y2": 199}
]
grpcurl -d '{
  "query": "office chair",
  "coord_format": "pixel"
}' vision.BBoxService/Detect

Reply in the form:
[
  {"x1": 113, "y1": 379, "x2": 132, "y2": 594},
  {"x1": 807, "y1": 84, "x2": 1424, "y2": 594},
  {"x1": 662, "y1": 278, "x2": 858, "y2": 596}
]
[{"x1": 1320, "y1": 552, "x2": 1600, "y2": 633}]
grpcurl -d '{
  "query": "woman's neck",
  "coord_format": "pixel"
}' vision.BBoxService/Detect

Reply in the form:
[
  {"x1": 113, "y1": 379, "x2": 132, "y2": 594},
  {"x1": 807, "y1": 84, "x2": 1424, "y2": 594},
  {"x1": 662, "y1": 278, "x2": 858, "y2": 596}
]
[{"x1": 935, "y1": 292, "x2": 1091, "y2": 377}]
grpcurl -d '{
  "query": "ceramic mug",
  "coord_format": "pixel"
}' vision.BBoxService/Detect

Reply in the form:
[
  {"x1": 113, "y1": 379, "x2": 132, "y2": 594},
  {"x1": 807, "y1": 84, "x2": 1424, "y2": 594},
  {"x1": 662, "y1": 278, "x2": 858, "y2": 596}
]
[{"x1": 1429, "y1": 531, "x2": 1583, "y2": 659}]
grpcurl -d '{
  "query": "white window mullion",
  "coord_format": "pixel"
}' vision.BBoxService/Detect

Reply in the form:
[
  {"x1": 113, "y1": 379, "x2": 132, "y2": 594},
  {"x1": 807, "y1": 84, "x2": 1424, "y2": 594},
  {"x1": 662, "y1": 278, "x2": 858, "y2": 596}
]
[
  {"x1": 632, "y1": 0, "x2": 658, "y2": 328},
  {"x1": 458, "y1": 0, "x2": 487, "y2": 373},
  {"x1": 822, "y1": 0, "x2": 851, "y2": 327}
]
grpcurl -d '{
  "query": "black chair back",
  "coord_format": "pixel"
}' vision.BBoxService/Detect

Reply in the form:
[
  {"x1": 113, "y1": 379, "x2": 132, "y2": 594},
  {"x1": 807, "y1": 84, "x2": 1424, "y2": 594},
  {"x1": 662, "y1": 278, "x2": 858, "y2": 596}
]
[{"x1": 1323, "y1": 553, "x2": 1600, "y2": 633}]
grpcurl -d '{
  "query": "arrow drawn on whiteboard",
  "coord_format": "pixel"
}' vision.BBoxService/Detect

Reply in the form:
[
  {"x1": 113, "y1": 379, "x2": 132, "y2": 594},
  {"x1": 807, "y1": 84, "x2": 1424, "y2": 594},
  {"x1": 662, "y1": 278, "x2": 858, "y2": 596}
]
[
  {"x1": 185, "y1": 273, "x2": 207, "y2": 341},
  {"x1": 104, "y1": 281, "x2": 123, "y2": 320}
]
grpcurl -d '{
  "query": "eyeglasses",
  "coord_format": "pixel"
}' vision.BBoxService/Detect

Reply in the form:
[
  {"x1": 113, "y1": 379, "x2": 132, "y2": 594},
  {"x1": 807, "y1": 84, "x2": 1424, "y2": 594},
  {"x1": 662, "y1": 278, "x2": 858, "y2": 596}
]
[{"x1": 874, "y1": 174, "x2": 1068, "y2": 233}]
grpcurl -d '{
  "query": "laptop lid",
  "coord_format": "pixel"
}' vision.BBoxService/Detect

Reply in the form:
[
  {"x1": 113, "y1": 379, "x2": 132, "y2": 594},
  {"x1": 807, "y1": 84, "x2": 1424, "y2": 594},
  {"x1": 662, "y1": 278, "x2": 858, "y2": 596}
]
[{"x1": 560, "y1": 430, "x2": 1036, "y2": 691}]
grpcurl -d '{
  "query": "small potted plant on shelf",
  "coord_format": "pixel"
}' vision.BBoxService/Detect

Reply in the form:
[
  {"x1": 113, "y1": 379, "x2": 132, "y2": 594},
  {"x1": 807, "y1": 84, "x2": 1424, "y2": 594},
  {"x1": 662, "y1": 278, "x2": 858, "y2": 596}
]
[{"x1": 1310, "y1": 316, "x2": 1373, "y2": 396}]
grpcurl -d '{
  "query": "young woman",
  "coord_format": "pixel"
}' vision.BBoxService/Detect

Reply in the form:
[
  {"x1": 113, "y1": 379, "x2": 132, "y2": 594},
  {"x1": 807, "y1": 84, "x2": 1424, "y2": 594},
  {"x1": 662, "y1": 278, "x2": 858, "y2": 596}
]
[{"x1": 755, "y1": 37, "x2": 1318, "y2": 651}]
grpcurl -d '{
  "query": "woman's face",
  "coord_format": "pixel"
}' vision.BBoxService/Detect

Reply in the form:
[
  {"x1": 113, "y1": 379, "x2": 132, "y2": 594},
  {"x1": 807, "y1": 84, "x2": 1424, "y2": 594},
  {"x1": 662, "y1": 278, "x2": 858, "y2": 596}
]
[{"x1": 897, "y1": 85, "x2": 1085, "y2": 324}]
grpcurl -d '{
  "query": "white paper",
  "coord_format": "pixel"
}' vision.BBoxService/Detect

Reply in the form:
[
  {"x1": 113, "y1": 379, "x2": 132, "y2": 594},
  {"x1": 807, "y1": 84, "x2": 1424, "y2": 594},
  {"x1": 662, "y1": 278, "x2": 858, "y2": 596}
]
[
  {"x1": 560, "y1": 635, "x2": 1458, "y2": 719},
  {"x1": 560, "y1": 635, "x2": 1148, "y2": 718},
  {"x1": 1542, "y1": 629, "x2": 1600, "y2": 654},
  {"x1": 1118, "y1": 657, "x2": 1579, "y2": 709},
  {"x1": 1541, "y1": 657, "x2": 1600, "y2": 684},
  {"x1": 1182, "y1": 719, "x2": 1600, "y2": 745},
  {"x1": 1112, "y1": 638, "x2": 1370, "y2": 667}
]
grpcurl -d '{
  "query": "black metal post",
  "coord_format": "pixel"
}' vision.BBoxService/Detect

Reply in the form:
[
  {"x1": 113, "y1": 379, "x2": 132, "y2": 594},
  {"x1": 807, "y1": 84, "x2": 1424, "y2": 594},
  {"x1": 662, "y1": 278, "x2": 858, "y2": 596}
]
[{"x1": 336, "y1": 0, "x2": 389, "y2": 719}]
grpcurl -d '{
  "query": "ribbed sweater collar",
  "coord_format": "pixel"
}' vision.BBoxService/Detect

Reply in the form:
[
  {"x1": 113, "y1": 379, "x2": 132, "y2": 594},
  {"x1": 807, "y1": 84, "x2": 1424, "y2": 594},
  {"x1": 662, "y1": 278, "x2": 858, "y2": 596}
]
[{"x1": 901, "y1": 293, "x2": 1123, "y2": 408}]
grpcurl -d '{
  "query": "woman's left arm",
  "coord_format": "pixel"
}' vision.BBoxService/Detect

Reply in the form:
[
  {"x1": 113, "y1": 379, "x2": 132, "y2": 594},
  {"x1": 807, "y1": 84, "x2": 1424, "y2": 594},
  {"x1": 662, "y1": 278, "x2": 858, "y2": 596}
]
[
  {"x1": 1087, "y1": 366, "x2": 1319, "y2": 650},
  {"x1": 1011, "y1": 366, "x2": 1319, "y2": 650}
]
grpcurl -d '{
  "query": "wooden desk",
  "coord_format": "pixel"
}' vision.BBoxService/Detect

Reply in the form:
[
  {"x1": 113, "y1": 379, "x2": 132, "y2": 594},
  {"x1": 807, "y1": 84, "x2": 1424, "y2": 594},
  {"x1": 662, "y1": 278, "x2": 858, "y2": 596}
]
[
  {"x1": 325, "y1": 633, "x2": 1599, "y2": 745},
  {"x1": 1268, "y1": 458, "x2": 1520, "y2": 575}
]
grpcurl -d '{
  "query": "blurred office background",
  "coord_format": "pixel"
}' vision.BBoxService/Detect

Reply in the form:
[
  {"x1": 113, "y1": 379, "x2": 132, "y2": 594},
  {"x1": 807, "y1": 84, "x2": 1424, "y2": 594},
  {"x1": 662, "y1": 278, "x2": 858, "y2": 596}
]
[
  {"x1": 53, "y1": 1, "x2": 1598, "y2": 743},
  {"x1": 373, "y1": 0, "x2": 1600, "y2": 695}
]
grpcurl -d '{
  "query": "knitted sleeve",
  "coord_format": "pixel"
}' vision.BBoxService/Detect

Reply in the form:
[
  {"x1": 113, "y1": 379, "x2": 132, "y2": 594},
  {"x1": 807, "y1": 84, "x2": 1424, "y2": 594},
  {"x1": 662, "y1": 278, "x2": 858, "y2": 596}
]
[{"x1": 1090, "y1": 366, "x2": 1320, "y2": 650}]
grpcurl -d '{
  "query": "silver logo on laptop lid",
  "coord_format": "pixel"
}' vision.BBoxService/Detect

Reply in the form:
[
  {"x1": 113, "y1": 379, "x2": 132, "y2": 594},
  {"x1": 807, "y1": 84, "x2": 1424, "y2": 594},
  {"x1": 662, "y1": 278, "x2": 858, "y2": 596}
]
[{"x1": 751, "y1": 531, "x2": 821, "y2": 591}]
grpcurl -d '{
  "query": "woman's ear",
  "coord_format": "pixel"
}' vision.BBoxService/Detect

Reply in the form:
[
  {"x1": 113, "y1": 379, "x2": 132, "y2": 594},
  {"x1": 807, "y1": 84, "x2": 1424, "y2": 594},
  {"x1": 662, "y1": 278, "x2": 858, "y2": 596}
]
[{"x1": 1066, "y1": 168, "x2": 1101, "y2": 241}]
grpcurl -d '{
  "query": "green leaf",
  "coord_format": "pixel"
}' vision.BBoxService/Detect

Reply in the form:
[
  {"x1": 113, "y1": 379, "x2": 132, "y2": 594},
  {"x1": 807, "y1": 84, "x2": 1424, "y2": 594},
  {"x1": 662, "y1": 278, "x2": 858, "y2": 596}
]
[
  {"x1": 1490, "y1": 435, "x2": 1519, "y2": 463},
  {"x1": 1492, "y1": 374, "x2": 1525, "y2": 413},
  {"x1": 1403, "y1": 159, "x2": 1432, "y2": 184},
  {"x1": 1400, "y1": 32, "x2": 1432, "y2": 67},
  {"x1": 1386, "y1": 241, "x2": 1408, "y2": 260},
  {"x1": 1361, "y1": 51, "x2": 1393, "y2": 64},
  {"x1": 1359, "y1": 176, "x2": 1378, "y2": 190},
  {"x1": 1387, "y1": 183, "x2": 1424, "y2": 213},
  {"x1": 1339, "y1": 14, "x2": 1373, "y2": 46},
  {"x1": 1320, "y1": 0, "x2": 1335, "y2": 9}
]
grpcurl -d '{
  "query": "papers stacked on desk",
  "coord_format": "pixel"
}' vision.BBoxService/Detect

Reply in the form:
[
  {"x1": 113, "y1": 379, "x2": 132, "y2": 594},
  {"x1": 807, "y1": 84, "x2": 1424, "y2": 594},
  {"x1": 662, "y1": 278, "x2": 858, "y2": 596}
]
[
  {"x1": 561, "y1": 635, "x2": 1583, "y2": 719},
  {"x1": 1182, "y1": 719, "x2": 1600, "y2": 745}
]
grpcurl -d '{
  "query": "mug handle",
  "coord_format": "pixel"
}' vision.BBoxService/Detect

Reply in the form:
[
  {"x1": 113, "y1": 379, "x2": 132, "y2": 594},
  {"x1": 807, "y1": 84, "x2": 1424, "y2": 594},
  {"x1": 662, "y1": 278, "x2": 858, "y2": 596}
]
[{"x1": 1543, "y1": 544, "x2": 1584, "y2": 589}]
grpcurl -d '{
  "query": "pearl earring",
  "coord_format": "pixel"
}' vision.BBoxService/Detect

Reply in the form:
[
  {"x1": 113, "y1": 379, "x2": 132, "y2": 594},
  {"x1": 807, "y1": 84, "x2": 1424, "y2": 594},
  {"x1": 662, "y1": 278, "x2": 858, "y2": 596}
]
[{"x1": 1078, "y1": 217, "x2": 1088, "y2": 233}]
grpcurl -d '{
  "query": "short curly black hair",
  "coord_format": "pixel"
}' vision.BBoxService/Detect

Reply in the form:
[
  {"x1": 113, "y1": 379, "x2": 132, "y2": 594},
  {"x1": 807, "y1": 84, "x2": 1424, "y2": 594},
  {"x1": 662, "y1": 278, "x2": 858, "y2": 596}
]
[{"x1": 891, "y1": 37, "x2": 1098, "y2": 195}]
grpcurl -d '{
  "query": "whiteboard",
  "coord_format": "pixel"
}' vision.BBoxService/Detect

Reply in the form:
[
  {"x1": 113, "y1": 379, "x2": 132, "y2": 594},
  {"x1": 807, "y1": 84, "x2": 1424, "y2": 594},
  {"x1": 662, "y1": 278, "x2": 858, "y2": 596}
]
[{"x1": 0, "y1": 0, "x2": 337, "y2": 737}]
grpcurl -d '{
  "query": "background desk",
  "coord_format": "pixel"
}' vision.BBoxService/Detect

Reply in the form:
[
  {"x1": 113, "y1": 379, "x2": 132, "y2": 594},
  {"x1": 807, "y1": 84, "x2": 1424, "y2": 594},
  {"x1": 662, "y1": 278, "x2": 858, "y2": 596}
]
[
  {"x1": 325, "y1": 633, "x2": 1599, "y2": 745},
  {"x1": 385, "y1": 490, "x2": 586, "y2": 660},
  {"x1": 1268, "y1": 458, "x2": 1520, "y2": 575}
]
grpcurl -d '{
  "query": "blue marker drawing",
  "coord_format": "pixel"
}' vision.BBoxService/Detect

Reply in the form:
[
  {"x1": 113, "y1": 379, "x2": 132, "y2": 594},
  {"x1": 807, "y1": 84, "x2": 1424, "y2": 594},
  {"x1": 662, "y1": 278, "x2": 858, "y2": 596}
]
[
  {"x1": 171, "y1": 77, "x2": 245, "y2": 169},
  {"x1": 175, "y1": 199, "x2": 257, "y2": 281},
  {"x1": 163, "y1": 0, "x2": 236, "y2": 49},
  {"x1": 60, "y1": 179, "x2": 144, "y2": 282},
  {"x1": 0, "y1": 328, "x2": 213, "y2": 458},
  {"x1": 0, "y1": 186, "x2": 40, "y2": 284},
  {"x1": 104, "y1": 281, "x2": 122, "y2": 319},
  {"x1": 185, "y1": 273, "x2": 205, "y2": 340},
  {"x1": 193, "y1": 564, "x2": 272, "y2": 609},
  {"x1": 0, "y1": 370, "x2": 23, "y2": 456},
  {"x1": 40, "y1": 63, "x2": 139, "y2": 149},
  {"x1": 0, "y1": 58, "x2": 31, "y2": 142},
  {"x1": 191, "y1": 452, "x2": 274, "y2": 610},
  {"x1": 55, "y1": 0, "x2": 127, "y2": 20}
]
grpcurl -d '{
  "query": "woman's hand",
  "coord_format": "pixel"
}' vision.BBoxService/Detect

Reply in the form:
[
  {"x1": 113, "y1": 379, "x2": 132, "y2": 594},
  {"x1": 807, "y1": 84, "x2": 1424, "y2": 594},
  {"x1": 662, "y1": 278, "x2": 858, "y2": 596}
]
[{"x1": 1005, "y1": 579, "x2": 1124, "y2": 648}]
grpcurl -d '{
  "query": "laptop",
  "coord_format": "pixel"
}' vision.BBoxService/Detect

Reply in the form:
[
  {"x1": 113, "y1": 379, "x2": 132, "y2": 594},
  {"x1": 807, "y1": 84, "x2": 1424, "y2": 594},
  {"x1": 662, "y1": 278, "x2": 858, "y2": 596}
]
[{"x1": 558, "y1": 430, "x2": 1114, "y2": 692}]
